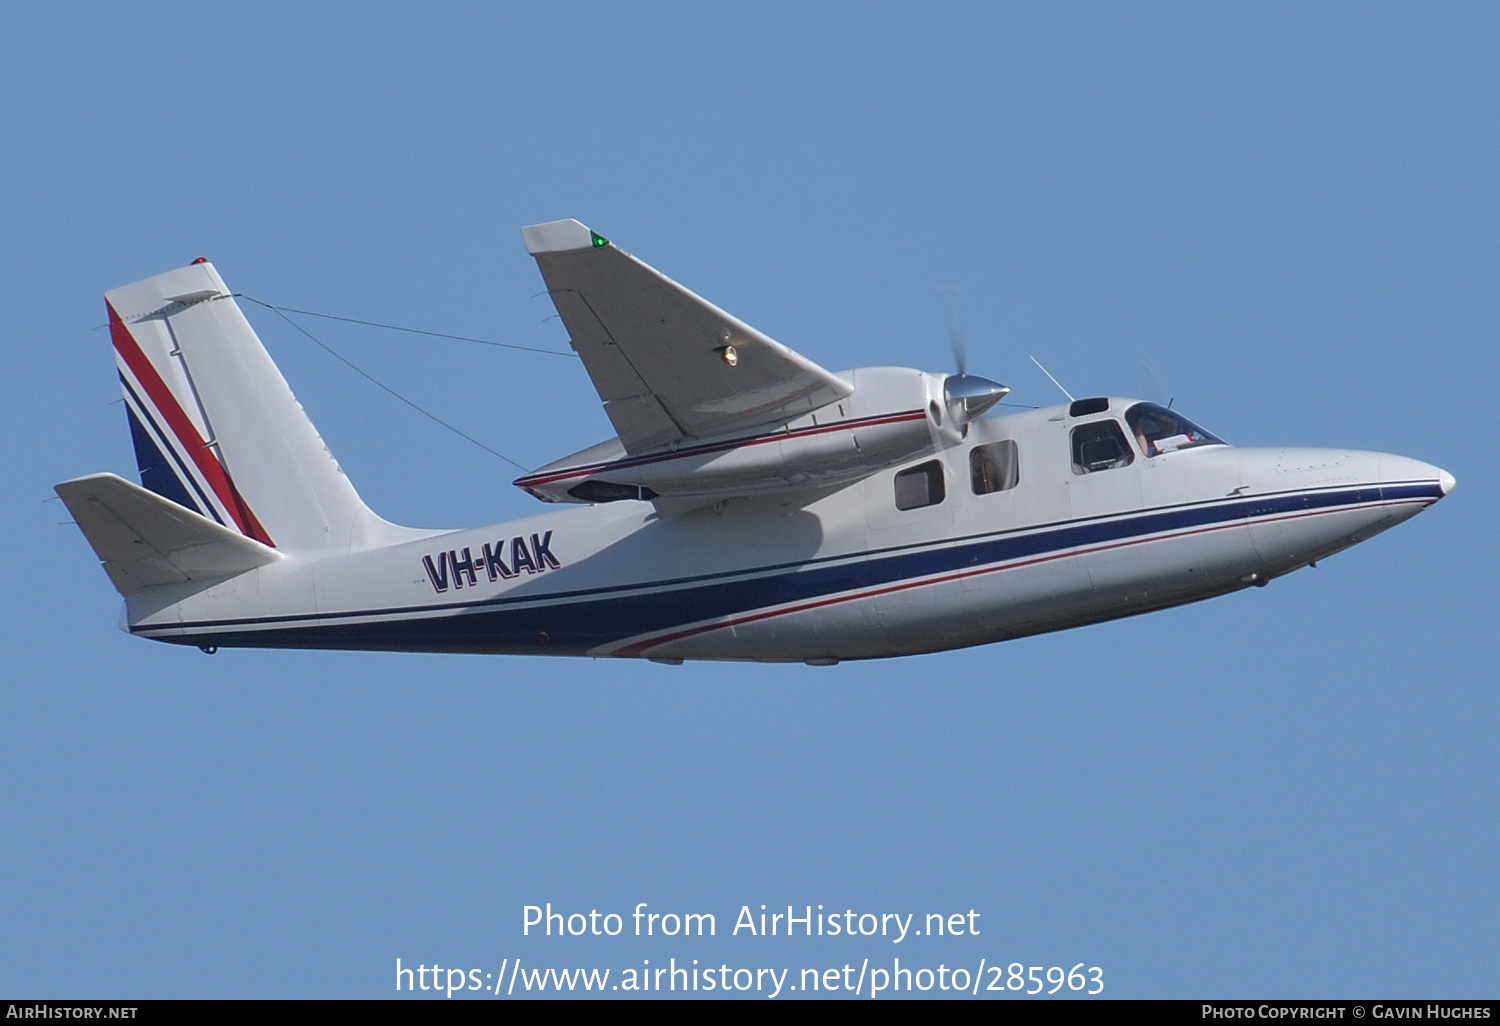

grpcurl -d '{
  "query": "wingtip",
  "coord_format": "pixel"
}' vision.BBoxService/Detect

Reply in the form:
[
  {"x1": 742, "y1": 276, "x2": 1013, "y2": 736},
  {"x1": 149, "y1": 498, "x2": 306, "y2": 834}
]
[{"x1": 521, "y1": 219, "x2": 607, "y2": 255}]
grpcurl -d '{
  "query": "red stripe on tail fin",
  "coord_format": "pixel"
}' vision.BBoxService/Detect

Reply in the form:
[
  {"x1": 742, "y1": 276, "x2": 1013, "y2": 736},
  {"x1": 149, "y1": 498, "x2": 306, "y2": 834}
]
[{"x1": 108, "y1": 301, "x2": 275, "y2": 547}]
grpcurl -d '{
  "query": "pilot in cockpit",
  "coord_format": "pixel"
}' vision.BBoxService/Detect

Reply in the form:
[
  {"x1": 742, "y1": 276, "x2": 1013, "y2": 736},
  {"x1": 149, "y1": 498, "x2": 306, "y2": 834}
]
[{"x1": 1125, "y1": 402, "x2": 1225, "y2": 458}]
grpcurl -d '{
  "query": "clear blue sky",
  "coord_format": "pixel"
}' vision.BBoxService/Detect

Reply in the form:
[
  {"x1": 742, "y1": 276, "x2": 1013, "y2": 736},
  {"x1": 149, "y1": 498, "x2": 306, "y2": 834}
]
[{"x1": 2, "y1": 3, "x2": 1494, "y2": 998}]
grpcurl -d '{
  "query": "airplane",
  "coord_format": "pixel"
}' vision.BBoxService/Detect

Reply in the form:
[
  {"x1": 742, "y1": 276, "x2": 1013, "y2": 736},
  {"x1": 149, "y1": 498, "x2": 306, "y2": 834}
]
[{"x1": 55, "y1": 219, "x2": 1454, "y2": 664}]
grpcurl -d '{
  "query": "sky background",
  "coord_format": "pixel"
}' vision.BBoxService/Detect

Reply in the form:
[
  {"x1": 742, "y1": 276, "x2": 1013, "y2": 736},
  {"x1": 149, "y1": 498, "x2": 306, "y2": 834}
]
[{"x1": 2, "y1": 3, "x2": 1494, "y2": 999}]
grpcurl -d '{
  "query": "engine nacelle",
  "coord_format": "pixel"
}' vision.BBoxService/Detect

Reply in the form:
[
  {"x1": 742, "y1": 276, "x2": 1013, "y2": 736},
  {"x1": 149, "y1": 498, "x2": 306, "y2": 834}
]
[{"x1": 516, "y1": 368, "x2": 949, "y2": 505}]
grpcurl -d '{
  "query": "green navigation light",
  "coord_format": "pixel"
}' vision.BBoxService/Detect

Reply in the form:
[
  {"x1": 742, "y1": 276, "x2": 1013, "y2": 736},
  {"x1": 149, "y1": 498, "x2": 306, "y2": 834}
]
[{"x1": 590, "y1": 231, "x2": 610, "y2": 248}]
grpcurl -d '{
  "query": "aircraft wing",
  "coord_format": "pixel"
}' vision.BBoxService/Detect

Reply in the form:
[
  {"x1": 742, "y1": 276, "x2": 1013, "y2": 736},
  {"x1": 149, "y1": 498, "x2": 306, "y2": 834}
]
[{"x1": 522, "y1": 219, "x2": 852, "y2": 453}]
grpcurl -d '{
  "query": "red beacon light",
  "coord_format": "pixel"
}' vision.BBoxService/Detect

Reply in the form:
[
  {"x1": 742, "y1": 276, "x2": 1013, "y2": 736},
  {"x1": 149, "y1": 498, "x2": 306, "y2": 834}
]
[{"x1": 191, "y1": 257, "x2": 207, "y2": 264}]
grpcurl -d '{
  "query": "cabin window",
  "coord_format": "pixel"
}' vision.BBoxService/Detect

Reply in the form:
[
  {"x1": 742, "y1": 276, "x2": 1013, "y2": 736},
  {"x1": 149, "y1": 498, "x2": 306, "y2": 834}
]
[
  {"x1": 970, "y1": 440, "x2": 1019, "y2": 494},
  {"x1": 1124, "y1": 402, "x2": 1226, "y2": 457},
  {"x1": 1071, "y1": 421, "x2": 1134, "y2": 474},
  {"x1": 1068, "y1": 397, "x2": 1111, "y2": 417},
  {"x1": 894, "y1": 460, "x2": 946, "y2": 510}
]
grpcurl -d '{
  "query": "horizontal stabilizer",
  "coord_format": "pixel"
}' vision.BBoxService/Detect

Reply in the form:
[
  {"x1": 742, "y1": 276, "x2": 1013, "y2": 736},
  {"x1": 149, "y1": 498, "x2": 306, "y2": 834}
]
[{"x1": 55, "y1": 473, "x2": 280, "y2": 596}]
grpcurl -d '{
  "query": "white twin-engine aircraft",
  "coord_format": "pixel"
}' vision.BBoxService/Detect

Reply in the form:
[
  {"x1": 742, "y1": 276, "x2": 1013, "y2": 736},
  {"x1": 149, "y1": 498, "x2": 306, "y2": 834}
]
[{"x1": 57, "y1": 220, "x2": 1453, "y2": 664}]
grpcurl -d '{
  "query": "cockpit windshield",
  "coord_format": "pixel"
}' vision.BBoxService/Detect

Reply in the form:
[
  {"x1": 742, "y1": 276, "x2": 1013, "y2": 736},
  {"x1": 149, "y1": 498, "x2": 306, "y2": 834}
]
[{"x1": 1124, "y1": 402, "x2": 1226, "y2": 457}]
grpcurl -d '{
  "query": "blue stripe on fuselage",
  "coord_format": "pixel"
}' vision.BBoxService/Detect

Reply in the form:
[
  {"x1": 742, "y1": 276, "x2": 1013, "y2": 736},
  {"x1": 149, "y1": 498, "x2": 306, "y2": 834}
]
[{"x1": 144, "y1": 480, "x2": 1442, "y2": 653}]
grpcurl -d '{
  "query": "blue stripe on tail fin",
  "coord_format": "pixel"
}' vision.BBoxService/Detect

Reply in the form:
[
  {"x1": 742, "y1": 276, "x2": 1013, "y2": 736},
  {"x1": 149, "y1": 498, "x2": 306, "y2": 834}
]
[{"x1": 125, "y1": 403, "x2": 201, "y2": 513}]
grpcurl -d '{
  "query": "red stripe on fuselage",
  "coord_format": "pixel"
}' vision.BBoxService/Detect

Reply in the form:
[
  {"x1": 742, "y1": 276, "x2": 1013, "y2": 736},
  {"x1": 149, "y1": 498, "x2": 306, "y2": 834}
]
[
  {"x1": 108, "y1": 301, "x2": 275, "y2": 547},
  {"x1": 612, "y1": 495, "x2": 1424, "y2": 658},
  {"x1": 513, "y1": 410, "x2": 930, "y2": 489}
]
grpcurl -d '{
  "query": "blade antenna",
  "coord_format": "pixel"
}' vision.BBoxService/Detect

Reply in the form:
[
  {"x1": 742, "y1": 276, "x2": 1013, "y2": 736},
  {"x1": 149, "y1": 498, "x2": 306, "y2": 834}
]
[{"x1": 1029, "y1": 355, "x2": 1075, "y2": 402}]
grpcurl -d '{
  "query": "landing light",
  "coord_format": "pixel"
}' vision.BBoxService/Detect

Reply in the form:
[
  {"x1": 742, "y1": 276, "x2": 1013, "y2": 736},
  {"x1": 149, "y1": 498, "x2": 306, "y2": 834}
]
[{"x1": 718, "y1": 345, "x2": 739, "y2": 367}]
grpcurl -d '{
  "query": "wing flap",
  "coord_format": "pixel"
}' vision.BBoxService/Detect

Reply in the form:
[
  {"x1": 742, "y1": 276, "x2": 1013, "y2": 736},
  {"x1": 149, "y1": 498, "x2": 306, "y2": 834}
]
[
  {"x1": 55, "y1": 473, "x2": 280, "y2": 596},
  {"x1": 524, "y1": 220, "x2": 852, "y2": 453}
]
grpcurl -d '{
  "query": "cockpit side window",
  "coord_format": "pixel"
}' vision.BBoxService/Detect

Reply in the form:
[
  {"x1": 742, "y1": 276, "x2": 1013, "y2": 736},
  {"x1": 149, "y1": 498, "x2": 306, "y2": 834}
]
[
  {"x1": 1071, "y1": 421, "x2": 1134, "y2": 474},
  {"x1": 970, "y1": 440, "x2": 1019, "y2": 494},
  {"x1": 1124, "y1": 402, "x2": 1226, "y2": 457},
  {"x1": 894, "y1": 460, "x2": 946, "y2": 510}
]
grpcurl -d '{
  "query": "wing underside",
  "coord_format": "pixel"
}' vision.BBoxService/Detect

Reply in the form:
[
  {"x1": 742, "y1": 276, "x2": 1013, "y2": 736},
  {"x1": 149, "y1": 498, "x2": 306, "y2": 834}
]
[{"x1": 523, "y1": 219, "x2": 852, "y2": 454}]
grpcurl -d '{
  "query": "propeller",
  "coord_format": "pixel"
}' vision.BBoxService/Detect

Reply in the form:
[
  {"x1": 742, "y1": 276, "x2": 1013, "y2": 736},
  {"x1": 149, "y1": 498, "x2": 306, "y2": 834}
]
[
  {"x1": 938, "y1": 284, "x2": 1010, "y2": 434},
  {"x1": 941, "y1": 283, "x2": 968, "y2": 377}
]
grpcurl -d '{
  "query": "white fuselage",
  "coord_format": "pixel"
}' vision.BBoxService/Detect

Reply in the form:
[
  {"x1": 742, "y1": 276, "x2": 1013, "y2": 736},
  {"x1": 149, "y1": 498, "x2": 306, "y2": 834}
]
[{"x1": 123, "y1": 397, "x2": 1451, "y2": 664}]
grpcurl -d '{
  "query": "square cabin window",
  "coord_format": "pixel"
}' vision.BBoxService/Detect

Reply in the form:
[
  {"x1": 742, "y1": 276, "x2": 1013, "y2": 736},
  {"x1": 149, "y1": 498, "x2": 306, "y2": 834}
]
[
  {"x1": 894, "y1": 460, "x2": 946, "y2": 510},
  {"x1": 1071, "y1": 420, "x2": 1135, "y2": 474},
  {"x1": 970, "y1": 440, "x2": 1020, "y2": 494}
]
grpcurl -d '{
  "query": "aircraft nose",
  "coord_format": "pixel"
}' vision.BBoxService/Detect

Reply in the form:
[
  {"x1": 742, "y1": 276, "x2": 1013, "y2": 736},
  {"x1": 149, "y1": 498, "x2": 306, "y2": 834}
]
[{"x1": 1379, "y1": 454, "x2": 1454, "y2": 502}]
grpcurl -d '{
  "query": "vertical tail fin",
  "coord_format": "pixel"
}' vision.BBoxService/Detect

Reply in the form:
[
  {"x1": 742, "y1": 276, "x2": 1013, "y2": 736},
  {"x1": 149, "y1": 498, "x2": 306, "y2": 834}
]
[{"x1": 107, "y1": 261, "x2": 409, "y2": 551}]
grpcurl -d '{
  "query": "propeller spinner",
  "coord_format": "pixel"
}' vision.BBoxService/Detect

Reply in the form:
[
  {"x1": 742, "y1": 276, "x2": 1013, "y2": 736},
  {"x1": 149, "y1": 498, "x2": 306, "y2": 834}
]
[{"x1": 944, "y1": 373, "x2": 1010, "y2": 432}]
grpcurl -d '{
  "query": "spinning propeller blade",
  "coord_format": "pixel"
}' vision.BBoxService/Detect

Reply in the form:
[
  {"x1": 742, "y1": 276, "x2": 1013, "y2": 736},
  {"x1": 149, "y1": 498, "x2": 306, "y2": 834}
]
[{"x1": 937, "y1": 284, "x2": 1009, "y2": 433}]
